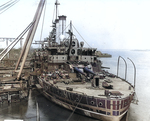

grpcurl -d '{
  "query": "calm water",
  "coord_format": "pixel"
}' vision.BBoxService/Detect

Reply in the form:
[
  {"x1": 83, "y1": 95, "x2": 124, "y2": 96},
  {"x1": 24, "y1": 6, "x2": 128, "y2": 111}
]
[{"x1": 0, "y1": 49, "x2": 149, "y2": 121}]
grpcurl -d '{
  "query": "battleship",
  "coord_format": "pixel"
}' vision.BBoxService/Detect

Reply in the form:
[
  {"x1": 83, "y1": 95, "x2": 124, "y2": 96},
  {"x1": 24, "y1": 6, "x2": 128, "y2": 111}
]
[
  {"x1": 30, "y1": 0, "x2": 135, "y2": 121},
  {"x1": 0, "y1": 0, "x2": 135, "y2": 120}
]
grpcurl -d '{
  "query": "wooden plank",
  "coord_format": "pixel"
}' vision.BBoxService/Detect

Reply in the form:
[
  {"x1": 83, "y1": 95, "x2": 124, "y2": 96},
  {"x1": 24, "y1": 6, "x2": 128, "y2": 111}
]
[{"x1": 0, "y1": 77, "x2": 16, "y2": 82}]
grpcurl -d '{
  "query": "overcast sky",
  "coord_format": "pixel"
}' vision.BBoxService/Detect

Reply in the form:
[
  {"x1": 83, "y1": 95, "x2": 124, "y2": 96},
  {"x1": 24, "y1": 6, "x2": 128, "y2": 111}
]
[{"x1": 0, "y1": 0, "x2": 150, "y2": 50}]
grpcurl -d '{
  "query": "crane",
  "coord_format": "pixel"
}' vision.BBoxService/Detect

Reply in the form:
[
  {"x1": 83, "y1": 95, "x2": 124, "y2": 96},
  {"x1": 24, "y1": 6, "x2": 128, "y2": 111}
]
[
  {"x1": 0, "y1": 0, "x2": 46, "y2": 80},
  {"x1": 15, "y1": 0, "x2": 46, "y2": 80}
]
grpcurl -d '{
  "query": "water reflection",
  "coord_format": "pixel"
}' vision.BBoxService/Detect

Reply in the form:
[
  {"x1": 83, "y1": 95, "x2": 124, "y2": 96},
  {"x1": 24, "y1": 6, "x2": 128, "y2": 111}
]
[
  {"x1": 0, "y1": 100, "x2": 28, "y2": 120},
  {"x1": 0, "y1": 89, "x2": 99, "y2": 121}
]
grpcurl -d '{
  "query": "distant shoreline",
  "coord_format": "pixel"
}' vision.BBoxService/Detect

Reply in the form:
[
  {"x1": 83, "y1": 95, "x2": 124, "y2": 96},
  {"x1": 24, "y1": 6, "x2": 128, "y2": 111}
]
[{"x1": 131, "y1": 49, "x2": 150, "y2": 51}]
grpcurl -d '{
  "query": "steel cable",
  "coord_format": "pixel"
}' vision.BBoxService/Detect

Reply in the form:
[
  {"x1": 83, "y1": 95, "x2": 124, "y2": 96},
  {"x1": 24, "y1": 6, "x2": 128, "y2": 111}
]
[
  {"x1": 72, "y1": 24, "x2": 92, "y2": 48},
  {"x1": 0, "y1": 0, "x2": 20, "y2": 14}
]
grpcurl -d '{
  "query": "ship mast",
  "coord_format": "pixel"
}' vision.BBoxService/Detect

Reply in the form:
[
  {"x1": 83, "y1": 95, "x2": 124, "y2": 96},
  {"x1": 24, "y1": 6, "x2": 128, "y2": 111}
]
[
  {"x1": 67, "y1": 21, "x2": 73, "y2": 60},
  {"x1": 55, "y1": 0, "x2": 60, "y2": 20}
]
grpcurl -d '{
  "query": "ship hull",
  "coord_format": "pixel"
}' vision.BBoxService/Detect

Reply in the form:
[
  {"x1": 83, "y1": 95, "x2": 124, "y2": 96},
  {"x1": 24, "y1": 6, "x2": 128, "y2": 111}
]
[
  {"x1": 37, "y1": 78, "x2": 133, "y2": 121},
  {"x1": 41, "y1": 90, "x2": 127, "y2": 121}
]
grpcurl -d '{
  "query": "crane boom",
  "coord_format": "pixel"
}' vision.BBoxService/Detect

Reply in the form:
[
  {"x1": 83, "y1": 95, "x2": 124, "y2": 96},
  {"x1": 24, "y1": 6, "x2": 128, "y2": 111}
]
[{"x1": 17, "y1": 0, "x2": 46, "y2": 80}]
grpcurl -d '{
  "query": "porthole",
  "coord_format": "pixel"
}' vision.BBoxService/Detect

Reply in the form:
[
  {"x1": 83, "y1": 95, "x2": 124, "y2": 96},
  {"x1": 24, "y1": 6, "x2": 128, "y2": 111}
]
[
  {"x1": 64, "y1": 41, "x2": 69, "y2": 47},
  {"x1": 71, "y1": 49, "x2": 75, "y2": 54},
  {"x1": 99, "y1": 102, "x2": 103, "y2": 106},
  {"x1": 91, "y1": 101, "x2": 95, "y2": 105}
]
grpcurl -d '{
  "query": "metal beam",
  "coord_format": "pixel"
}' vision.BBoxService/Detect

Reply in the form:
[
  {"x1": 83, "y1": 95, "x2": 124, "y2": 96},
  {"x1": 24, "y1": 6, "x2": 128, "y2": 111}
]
[
  {"x1": 17, "y1": 0, "x2": 46, "y2": 80},
  {"x1": 127, "y1": 57, "x2": 136, "y2": 89},
  {"x1": 117, "y1": 56, "x2": 127, "y2": 81},
  {"x1": 15, "y1": 0, "x2": 43, "y2": 70},
  {"x1": 0, "y1": 23, "x2": 33, "y2": 61}
]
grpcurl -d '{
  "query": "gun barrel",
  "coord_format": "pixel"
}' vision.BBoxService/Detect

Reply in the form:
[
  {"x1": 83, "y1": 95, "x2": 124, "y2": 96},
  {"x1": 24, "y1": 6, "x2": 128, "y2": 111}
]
[
  {"x1": 83, "y1": 67, "x2": 95, "y2": 75},
  {"x1": 74, "y1": 67, "x2": 84, "y2": 75}
]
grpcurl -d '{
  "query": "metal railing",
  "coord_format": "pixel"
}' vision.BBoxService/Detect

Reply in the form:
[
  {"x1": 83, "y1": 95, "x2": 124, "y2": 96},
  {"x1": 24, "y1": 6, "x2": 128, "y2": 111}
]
[
  {"x1": 117, "y1": 56, "x2": 127, "y2": 81},
  {"x1": 117, "y1": 56, "x2": 136, "y2": 89}
]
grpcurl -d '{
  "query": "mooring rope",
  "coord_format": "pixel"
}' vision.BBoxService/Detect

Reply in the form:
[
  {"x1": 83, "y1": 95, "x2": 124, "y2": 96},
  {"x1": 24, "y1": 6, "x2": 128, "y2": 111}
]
[{"x1": 66, "y1": 94, "x2": 83, "y2": 121}]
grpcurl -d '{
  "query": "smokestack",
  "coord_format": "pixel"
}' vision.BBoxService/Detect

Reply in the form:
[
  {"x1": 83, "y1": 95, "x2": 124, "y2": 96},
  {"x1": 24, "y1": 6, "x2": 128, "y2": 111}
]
[
  {"x1": 58, "y1": 15, "x2": 67, "y2": 43},
  {"x1": 55, "y1": 19, "x2": 59, "y2": 43}
]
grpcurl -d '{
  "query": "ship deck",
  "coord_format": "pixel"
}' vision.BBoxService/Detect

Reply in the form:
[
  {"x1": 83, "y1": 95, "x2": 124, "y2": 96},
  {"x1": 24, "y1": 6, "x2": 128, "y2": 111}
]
[{"x1": 51, "y1": 76, "x2": 135, "y2": 99}]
